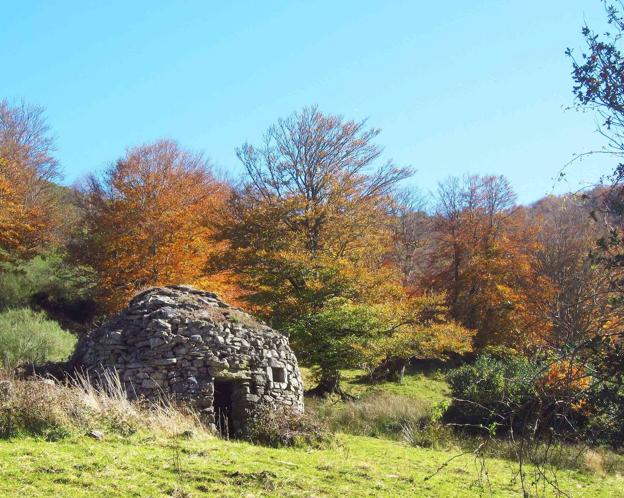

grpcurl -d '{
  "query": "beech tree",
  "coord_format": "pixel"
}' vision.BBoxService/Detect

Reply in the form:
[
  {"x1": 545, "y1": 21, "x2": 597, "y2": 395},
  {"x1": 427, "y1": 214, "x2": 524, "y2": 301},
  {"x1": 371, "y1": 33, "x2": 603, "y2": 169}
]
[
  {"x1": 387, "y1": 191, "x2": 434, "y2": 290},
  {"x1": 0, "y1": 100, "x2": 60, "y2": 261},
  {"x1": 224, "y1": 107, "x2": 413, "y2": 395},
  {"x1": 75, "y1": 140, "x2": 231, "y2": 311},
  {"x1": 428, "y1": 175, "x2": 551, "y2": 349},
  {"x1": 529, "y1": 194, "x2": 620, "y2": 349}
]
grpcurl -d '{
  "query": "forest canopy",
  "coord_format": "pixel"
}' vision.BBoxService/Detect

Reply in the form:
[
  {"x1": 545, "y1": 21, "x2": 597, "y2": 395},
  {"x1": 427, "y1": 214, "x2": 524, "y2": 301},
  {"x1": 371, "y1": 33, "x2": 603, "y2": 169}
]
[{"x1": 1, "y1": 97, "x2": 617, "y2": 398}]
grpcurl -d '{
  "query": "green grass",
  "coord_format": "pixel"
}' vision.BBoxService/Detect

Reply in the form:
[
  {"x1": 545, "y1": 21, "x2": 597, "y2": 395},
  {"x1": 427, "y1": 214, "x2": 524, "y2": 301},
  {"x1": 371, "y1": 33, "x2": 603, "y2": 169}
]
[
  {"x1": 1, "y1": 368, "x2": 617, "y2": 496},
  {"x1": 0, "y1": 433, "x2": 620, "y2": 497},
  {"x1": 301, "y1": 367, "x2": 450, "y2": 404}
]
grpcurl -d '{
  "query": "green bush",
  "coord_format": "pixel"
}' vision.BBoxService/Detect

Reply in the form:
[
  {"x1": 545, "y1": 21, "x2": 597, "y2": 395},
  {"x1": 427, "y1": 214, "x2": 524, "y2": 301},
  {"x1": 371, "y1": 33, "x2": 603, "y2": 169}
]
[
  {"x1": 447, "y1": 353, "x2": 624, "y2": 449},
  {"x1": 285, "y1": 298, "x2": 386, "y2": 390},
  {"x1": 445, "y1": 353, "x2": 541, "y2": 432},
  {"x1": 0, "y1": 308, "x2": 76, "y2": 369},
  {"x1": 0, "y1": 254, "x2": 94, "y2": 309},
  {"x1": 584, "y1": 382, "x2": 624, "y2": 448}
]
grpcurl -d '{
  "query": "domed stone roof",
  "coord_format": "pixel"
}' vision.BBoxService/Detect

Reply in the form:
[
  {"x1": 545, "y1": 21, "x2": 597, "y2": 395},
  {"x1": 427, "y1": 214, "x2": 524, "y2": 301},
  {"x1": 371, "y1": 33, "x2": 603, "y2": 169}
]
[{"x1": 71, "y1": 285, "x2": 304, "y2": 433}]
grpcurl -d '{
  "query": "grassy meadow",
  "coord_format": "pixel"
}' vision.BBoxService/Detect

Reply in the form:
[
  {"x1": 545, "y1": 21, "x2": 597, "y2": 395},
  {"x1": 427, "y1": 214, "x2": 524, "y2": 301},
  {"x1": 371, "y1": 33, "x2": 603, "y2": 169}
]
[
  {"x1": 1, "y1": 368, "x2": 623, "y2": 497},
  {"x1": 3, "y1": 433, "x2": 623, "y2": 498}
]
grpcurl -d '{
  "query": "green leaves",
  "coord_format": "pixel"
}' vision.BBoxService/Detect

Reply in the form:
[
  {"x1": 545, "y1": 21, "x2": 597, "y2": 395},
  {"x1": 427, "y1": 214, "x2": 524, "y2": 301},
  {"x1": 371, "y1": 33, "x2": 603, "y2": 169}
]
[{"x1": 286, "y1": 297, "x2": 384, "y2": 375}]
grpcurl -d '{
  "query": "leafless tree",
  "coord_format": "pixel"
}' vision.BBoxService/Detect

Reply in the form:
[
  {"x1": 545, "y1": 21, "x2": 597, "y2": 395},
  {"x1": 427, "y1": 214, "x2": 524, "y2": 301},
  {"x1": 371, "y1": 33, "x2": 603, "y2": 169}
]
[
  {"x1": 387, "y1": 190, "x2": 434, "y2": 289},
  {"x1": 0, "y1": 99, "x2": 60, "y2": 186},
  {"x1": 236, "y1": 106, "x2": 413, "y2": 255},
  {"x1": 530, "y1": 194, "x2": 620, "y2": 348}
]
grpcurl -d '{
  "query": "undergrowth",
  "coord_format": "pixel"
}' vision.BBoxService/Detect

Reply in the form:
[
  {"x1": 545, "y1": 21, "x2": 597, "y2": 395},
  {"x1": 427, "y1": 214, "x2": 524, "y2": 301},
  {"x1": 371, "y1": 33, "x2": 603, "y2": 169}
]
[
  {"x1": 0, "y1": 308, "x2": 76, "y2": 369},
  {"x1": 0, "y1": 369, "x2": 207, "y2": 441}
]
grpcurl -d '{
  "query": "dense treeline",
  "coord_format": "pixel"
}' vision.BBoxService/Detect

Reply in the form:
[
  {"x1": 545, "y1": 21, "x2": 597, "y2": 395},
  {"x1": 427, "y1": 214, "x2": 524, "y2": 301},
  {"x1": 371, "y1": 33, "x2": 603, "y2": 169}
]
[{"x1": 1, "y1": 96, "x2": 619, "y2": 398}]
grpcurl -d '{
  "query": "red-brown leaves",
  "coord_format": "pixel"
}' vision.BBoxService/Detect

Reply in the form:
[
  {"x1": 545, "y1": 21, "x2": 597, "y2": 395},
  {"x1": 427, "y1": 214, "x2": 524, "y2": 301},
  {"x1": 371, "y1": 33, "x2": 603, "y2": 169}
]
[{"x1": 75, "y1": 140, "x2": 234, "y2": 311}]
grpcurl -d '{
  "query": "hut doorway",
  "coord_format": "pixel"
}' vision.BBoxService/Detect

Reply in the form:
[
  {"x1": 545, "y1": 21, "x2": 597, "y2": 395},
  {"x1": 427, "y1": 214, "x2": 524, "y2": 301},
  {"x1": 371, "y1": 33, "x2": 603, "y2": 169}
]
[{"x1": 214, "y1": 380, "x2": 233, "y2": 437}]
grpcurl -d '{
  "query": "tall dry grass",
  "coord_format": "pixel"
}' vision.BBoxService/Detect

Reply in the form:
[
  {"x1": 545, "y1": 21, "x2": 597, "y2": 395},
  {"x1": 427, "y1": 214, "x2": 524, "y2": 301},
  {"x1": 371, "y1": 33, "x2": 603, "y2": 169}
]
[
  {"x1": 0, "y1": 369, "x2": 207, "y2": 440},
  {"x1": 308, "y1": 392, "x2": 433, "y2": 439}
]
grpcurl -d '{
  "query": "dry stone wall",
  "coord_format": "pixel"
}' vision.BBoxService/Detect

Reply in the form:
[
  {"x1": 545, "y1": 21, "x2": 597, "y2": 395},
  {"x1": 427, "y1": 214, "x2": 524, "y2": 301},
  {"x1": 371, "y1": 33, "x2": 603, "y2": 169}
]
[{"x1": 70, "y1": 286, "x2": 304, "y2": 431}]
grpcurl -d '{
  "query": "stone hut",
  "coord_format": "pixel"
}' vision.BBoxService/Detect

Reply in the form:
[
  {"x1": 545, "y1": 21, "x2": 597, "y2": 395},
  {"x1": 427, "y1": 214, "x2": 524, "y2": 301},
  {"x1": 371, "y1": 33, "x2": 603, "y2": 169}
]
[{"x1": 70, "y1": 285, "x2": 304, "y2": 434}]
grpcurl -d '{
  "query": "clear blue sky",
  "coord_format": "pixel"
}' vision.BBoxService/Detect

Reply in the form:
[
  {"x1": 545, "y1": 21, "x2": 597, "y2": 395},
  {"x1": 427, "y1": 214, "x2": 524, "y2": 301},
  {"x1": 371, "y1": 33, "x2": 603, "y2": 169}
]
[{"x1": 0, "y1": 1, "x2": 614, "y2": 204}]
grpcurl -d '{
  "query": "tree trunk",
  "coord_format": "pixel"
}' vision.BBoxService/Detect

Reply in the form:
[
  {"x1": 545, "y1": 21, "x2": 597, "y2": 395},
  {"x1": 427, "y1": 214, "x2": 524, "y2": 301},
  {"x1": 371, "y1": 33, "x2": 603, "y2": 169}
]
[
  {"x1": 370, "y1": 358, "x2": 408, "y2": 383},
  {"x1": 305, "y1": 370, "x2": 354, "y2": 400}
]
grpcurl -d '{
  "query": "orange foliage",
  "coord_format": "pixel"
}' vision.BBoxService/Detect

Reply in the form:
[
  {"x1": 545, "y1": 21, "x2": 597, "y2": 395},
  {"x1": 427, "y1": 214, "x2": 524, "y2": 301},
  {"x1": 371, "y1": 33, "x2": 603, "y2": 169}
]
[
  {"x1": 543, "y1": 360, "x2": 590, "y2": 391},
  {"x1": 0, "y1": 157, "x2": 55, "y2": 261},
  {"x1": 0, "y1": 100, "x2": 60, "y2": 260},
  {"x1": 542, "y1": 360, "x2": 591, "y2": 412},
  {"x1": 429, "y1": 176, "x2": 554, "y2": 349},
  {"x1": 75, "y1": 140, "x2": 239, "y2": 312}
]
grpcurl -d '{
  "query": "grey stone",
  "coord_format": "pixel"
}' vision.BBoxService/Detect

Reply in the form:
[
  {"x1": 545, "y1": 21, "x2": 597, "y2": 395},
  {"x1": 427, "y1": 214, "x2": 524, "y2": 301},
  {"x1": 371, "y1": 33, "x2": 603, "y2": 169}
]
[
  {"x1": 88, "y1": 430, "x2": 105, "y2": 440},
  {"x1": 141, "y1": 379, "x2": 159, "y2": 389},
  {"x1": 70, "y1": 285, "x2": 304, "y2": 432}
]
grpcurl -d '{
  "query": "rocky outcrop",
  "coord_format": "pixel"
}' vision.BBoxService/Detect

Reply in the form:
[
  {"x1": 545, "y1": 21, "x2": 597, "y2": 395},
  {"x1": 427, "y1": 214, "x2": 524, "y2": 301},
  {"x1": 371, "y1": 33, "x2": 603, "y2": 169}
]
[{"x1": 70, "y1": 285, "x2": 304, "y2": 432}]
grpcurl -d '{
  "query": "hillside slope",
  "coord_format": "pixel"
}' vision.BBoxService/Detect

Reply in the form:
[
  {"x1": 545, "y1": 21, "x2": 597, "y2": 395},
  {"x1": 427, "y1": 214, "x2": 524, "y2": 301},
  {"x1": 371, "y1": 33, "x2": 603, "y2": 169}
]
[{"x1": 0, "y1": 433, "x2": 620, "y2": 497}]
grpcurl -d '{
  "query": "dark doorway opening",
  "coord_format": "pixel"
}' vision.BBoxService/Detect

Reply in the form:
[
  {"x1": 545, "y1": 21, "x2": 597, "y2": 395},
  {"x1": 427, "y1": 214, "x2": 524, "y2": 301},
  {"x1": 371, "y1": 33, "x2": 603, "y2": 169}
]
[{"x1": 213, "y1": 380, "x2": 234, "y2": 438}]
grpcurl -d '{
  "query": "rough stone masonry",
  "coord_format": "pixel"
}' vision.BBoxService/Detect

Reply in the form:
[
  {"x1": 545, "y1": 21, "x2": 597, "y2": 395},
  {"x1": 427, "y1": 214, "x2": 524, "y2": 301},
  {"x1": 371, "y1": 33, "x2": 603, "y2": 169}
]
[{"x1": 70, "y1": 285, "x2": 304, "y2": 433}]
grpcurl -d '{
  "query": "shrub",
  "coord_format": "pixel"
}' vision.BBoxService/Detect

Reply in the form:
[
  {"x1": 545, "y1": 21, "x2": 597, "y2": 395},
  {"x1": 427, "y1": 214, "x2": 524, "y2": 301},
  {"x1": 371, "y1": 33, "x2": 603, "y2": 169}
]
[
  {"x1": 584, "y1": 382, "x2": 624, "y2": 447},
  {"x1": 446, "y1": 352, "x2": 604, "y2": 441},
  {"x1": 445, "y1": 353, "x2": 541, "y2": 432},
  {"x1": 241, "y1": 403, "x2": 331, "y2": 448},
  {"x1": 0, "y1": 308, "x2": 77, "y2": 369}
]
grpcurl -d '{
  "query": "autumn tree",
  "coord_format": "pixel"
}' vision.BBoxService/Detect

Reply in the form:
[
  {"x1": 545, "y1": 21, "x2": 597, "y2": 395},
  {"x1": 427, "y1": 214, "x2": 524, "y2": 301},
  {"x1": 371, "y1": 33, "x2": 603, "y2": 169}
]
[
  {"x1": 428, "y1": 175, "x2": 551, "y2": 349},
  {"x1": 0, "y1": 100, "x2": 60, "y2": 261},
  {"x1": 563, "y1": 2, "x2": 624, "y2": 393},
  {"x1": 386, "y1": 191, "x2": 434, "y2": 290},
  {"x1": 528, "y1": 194, "x2": 621, "y2": 350},
  {"x1": 223, "y1": 106, "x2": 413, "y2": 395},
  {"x1": 357, "y1": 293, "x2": 474, "y2": 382},
  {"x1": 74, "y1": 140, "x2": 230, "y2": 312}
]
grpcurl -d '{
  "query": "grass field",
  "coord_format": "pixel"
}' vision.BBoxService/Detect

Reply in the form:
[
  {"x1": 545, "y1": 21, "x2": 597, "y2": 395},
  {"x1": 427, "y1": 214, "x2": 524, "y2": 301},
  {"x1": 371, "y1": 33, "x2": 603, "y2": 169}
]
[
  {"x1": 1, "y1": 433, "x2": 622, "y2": 497},
  {"x1": 301, "y1": 367, "x2": 450, "y2": 404},
  {"x1": 1, "y1": 370, "x2": 622, "y2": 497}
]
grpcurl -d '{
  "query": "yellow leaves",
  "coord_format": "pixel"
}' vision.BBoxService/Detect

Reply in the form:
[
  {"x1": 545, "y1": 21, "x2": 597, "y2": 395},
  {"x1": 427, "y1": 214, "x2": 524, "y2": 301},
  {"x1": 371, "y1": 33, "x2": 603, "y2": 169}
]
[
  {"x1": 226, "y1": 162, "x2": 403, "y2": 324},
  {"x1": 355, "y1": 293, "x2": 475, "y2": 372}
]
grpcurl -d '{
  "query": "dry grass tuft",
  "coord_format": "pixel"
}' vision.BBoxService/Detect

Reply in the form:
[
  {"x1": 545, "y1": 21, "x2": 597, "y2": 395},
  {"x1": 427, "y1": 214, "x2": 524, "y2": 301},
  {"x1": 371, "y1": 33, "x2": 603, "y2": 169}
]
[
  {"x1": 308, "y1": 392, "x2": 433, "y2": 439},
  {"x1": 0, "y1": 369, "x2": 208, "y2": 440},
  {"x1": 584, "y1": 449, "x2": 606, "y2": 476}
]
